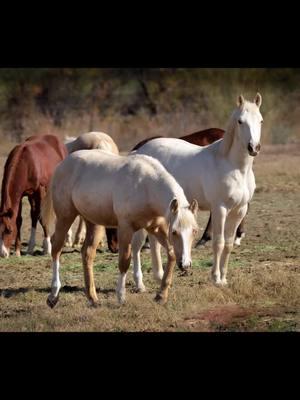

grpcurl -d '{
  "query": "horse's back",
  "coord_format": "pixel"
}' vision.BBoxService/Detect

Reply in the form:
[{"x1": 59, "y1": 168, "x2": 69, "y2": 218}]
[
  {"x1": 181, "y1": 128, "x2": 225, "y2": 146},
  {"x1": 67, "y1": 132, "x2": 119, "y2": 155}
]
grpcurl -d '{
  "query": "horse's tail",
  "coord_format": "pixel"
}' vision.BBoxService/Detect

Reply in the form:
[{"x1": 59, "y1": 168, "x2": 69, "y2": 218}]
[{"x1": 41, "y1": 178, "x2": 56, "y2": 231}]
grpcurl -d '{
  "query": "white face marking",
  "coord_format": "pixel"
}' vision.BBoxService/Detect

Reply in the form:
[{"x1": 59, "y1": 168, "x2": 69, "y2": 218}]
[
  {"x1": 180, "y1": 227, "x2": 193, "y2": 268},
  {"x1": 0, "y1": 238, "x2": 9, "y2": 258},
  {"x1": 238, "y1": 105, "x2": 262, "y2": 153}
]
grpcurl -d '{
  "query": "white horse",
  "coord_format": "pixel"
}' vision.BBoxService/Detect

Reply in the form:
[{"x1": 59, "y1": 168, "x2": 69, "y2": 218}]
[
  {"x1": 63, "y1": 132, "x2": 119, "y2": 248},
  {"x1": 41, "y1": 150, "x2": 198, "y2": 307},
  {"x1": 132, "y1": 93, "x2": 263, "y2": 287}
]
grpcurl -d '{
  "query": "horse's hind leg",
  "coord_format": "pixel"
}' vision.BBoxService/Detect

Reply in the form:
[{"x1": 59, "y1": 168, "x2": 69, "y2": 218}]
[
  {"x1": 36, "y1": 187, "x2": 52, "y2": 255},
  {"x1": 15, "y1": 200, "x2": 23, "y2": 257},
  {"x1": 220, "y1": 205, "x2": 248, "y2": 285},
  {"x1": 234, "y1": 203, "x2": 249, "y2": 246},
  {"x1": 47, "y1": 215, "x2": 76, "y2": 308},
  {"x1": 131, "y1": 229, "x2": 148, "y2": 292},
  {"x1": 27, "y1": 195, "x2": 39, "y2": 255},
  {"x1": 81, "y1": 221, "x2": 104, "y2": 306},
  {"x1": 73, "y1": 216, "x2": 86, "y2": 247},
  {"x1": 195, "y1": 213, "x2": 212, "y2": 247},
  {"x1": 116, "y1": 224, "x2": 134, "y2": 304}
]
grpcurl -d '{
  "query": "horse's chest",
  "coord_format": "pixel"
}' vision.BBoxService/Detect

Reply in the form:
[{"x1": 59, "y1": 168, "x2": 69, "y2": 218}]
[{"x1": 225, "y1": 173, "x2": 253, "y2": 207}]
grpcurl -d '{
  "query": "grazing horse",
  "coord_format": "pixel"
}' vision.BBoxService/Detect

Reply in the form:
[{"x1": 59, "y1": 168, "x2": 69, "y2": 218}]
[
  {"x1": 41, "y1": 150, "x2": 198, "y2": 307},
  {"x1": 0, "y1": 134, "x2": 67, "y2": 258},
  {"x1": 133, "y1": 128, "x2": 247, "y2": 247},
  {"x1": 133, "y1": 93, "x2": 263, "y2": 287},
  {"x1": 64, "y1": 132, "x2": 120, "y2": 253}
]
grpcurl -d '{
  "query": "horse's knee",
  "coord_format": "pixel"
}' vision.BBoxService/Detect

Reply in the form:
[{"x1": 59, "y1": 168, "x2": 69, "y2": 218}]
[
  {"x1": 213, "y1": 238, "x2": 225, "y2": 252},
  {"x1": 224, "y1": 242, "x2": 233, "y2": 254}
]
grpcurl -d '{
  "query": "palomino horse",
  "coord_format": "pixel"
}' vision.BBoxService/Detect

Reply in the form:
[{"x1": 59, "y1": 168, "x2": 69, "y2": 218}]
[
  {"x1": 0, "y1": 134, "x2": 67, "y2": 258},
  {"x1": 133, "y1": 94, "x2": 263, "y2": 287},
  {"x1": 64, "y1": 132, "x2": 119, "y2": 252},
  {"x1": 133, "y1": 128, "x2": 247, "y2": 247},
  {"x1": 41, "y1": 150, "x2": 198, "y2": 307}
]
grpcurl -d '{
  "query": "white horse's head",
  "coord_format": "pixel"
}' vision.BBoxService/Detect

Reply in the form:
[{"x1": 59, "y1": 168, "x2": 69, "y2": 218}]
[
  {"x1": 234, "y1": 93, "x2": 263, "y2": 156},
  {"x1": 168, "y1": 198, "x2": 198, "y2": 272}
]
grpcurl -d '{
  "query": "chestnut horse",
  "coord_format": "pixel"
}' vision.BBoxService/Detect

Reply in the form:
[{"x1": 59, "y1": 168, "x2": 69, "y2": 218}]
[{"x1": 0, "y1": 134, "x2": 67, "y2": 258}]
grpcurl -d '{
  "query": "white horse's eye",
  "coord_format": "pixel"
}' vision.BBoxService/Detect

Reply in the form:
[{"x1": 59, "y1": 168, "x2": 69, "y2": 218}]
[
  {"x1": 238, "y1": 120, "x2": 242, "y2": 124},
  {"x1": 261, "y1": 120, "x2": 263, "y2": 124},
  {"x1": 172, "y1": 230, "x2": 177, "y2": 235}
]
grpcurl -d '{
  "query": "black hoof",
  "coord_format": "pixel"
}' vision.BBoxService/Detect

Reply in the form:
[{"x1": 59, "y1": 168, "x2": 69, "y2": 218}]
[{"x1": 47, "y1": 295, "x2": 59, "y2": 309}]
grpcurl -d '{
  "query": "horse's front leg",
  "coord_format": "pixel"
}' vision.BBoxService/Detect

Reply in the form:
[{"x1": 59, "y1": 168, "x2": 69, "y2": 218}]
[
  {"x1": 211, "y1": 206, "x2": 227, "y2": 285},
  {"x1": 148, "y1": 233, "x2": 164, "y2": 283},
  {"x1": 81, "y1": 221, "x2": 103, "y2": 306},
  {"x1": 220, "y1": 205, "x2": 248, "y2": 285},
  {"x1": 131, "y1": 229, "x2": 148, "y2": 292},
  {"x1": 116, "y1": 224, "x2": 134, "y2": 304},
  {"x1": 15, "y1": 200, "x2": 23, "y2": 257},
  {"x1": 150, "y1": 225, "x2": 176, "y2": 305}
]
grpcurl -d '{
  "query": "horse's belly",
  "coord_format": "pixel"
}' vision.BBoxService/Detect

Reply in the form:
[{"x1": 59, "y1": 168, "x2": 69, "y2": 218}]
[{"x1": 72, "y1": 191, "x2": 118, "y2": 227}]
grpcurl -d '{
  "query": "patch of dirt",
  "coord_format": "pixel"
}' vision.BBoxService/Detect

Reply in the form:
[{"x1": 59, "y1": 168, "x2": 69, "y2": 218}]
[{"x1": 181, "y1": 304, "x2": 299, "y2": 332}]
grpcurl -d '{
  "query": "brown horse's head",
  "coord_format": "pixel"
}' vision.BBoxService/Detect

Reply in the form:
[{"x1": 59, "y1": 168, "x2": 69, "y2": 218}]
[
  {"x1": 0, "y1": 208, "x2": 15, "y2": 258},
  {"x1": 106, "y1": 228, "x2": 119, "y2": 253}
]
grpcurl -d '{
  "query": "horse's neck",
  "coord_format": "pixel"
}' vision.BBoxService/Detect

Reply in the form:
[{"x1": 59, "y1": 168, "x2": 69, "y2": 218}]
[
  {"x1": 228, "y1": 134, "x2": 254, "y2": 173},
  {"x1": 152, "y1": 178, "x2": 188, "y2": 217},
  {"x1": 220, "y1": 120, "x2": 253, "y2": 174},
  {"x1": 0, "y1": 163, "x2": 23, "y2": 213}
]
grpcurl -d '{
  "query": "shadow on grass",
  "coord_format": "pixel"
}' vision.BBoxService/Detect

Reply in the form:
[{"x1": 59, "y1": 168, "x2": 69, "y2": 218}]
[{"x1": 0, "y1": 285, "x2": 116, "y2": 298}]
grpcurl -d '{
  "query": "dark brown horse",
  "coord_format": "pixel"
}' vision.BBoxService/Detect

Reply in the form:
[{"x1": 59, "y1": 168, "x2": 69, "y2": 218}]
[
  {"x1": 0, "y1": 134, "x2": 67, "y2": 258},
  {"x1": 132, "y1": 127, "x2": 247, "y2": 248}
]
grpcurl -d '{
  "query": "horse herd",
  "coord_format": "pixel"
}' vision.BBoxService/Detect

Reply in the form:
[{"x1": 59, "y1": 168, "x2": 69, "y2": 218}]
[{"x1": 0, "y1": 93, "x2": 263, "y2": 308}]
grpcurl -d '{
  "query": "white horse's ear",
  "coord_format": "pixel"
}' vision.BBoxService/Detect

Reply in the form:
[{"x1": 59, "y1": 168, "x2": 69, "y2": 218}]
[
  {"x1": 254, "y1": 92, "x2": 262, "y2": 108},
  {"x1": 189, "y1": 199, "x2": 198, "y2": 215},
  {"x1": 170, "y1": 198, "x2": 179, "y2": 214},
  {"x1": 237, "y1": 95, "x2": 245, "y2": 108}
]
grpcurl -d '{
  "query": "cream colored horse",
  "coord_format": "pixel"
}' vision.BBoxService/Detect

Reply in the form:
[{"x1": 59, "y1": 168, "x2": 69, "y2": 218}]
[
  {"x1": 41, "y1": 150, "x2": 198, "y2": 307},
  {"x1": 64, "y1": 132, "x2": 119, "y2": 247},
  {"x1": 133, "y1": 93, "x2": 263, "y2": 287}
]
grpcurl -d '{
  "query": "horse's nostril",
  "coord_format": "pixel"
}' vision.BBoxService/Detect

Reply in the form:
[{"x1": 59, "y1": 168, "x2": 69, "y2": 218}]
[
  {"x1": 248, "y1": 143, "x2": 253, "y2": 153},
  {"x1": 256, "y1": 143, "x2": 261, "y2": 152}
]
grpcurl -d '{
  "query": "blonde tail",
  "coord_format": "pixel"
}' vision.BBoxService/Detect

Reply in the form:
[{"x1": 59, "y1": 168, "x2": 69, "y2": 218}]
[{"x1": 41, "y1": 178, "x2": 56, "y2": 231}]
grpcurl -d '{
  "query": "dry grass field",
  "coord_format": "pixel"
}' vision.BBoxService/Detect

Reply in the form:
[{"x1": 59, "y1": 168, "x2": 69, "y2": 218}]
[{"x1": 0, "y1": 143, "x2": 299, "y2": 332}]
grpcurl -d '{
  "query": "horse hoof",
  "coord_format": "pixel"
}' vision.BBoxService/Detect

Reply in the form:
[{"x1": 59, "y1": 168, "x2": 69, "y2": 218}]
[
  {"x1": 47, "y1": 295, "x2": 59, "y2": 308},
  {"x1": 195, "y1": 239, "x2": 208, "y2": 248},
  {"x1": 154, "y1": 293, "x2": 167, "y2": 305},
  {"x1": 88, "y1": 299, "x2": 100, "y2": 308},
  {"x1": 135, "y1": 285, "x2": 146, "y2": 293}
]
